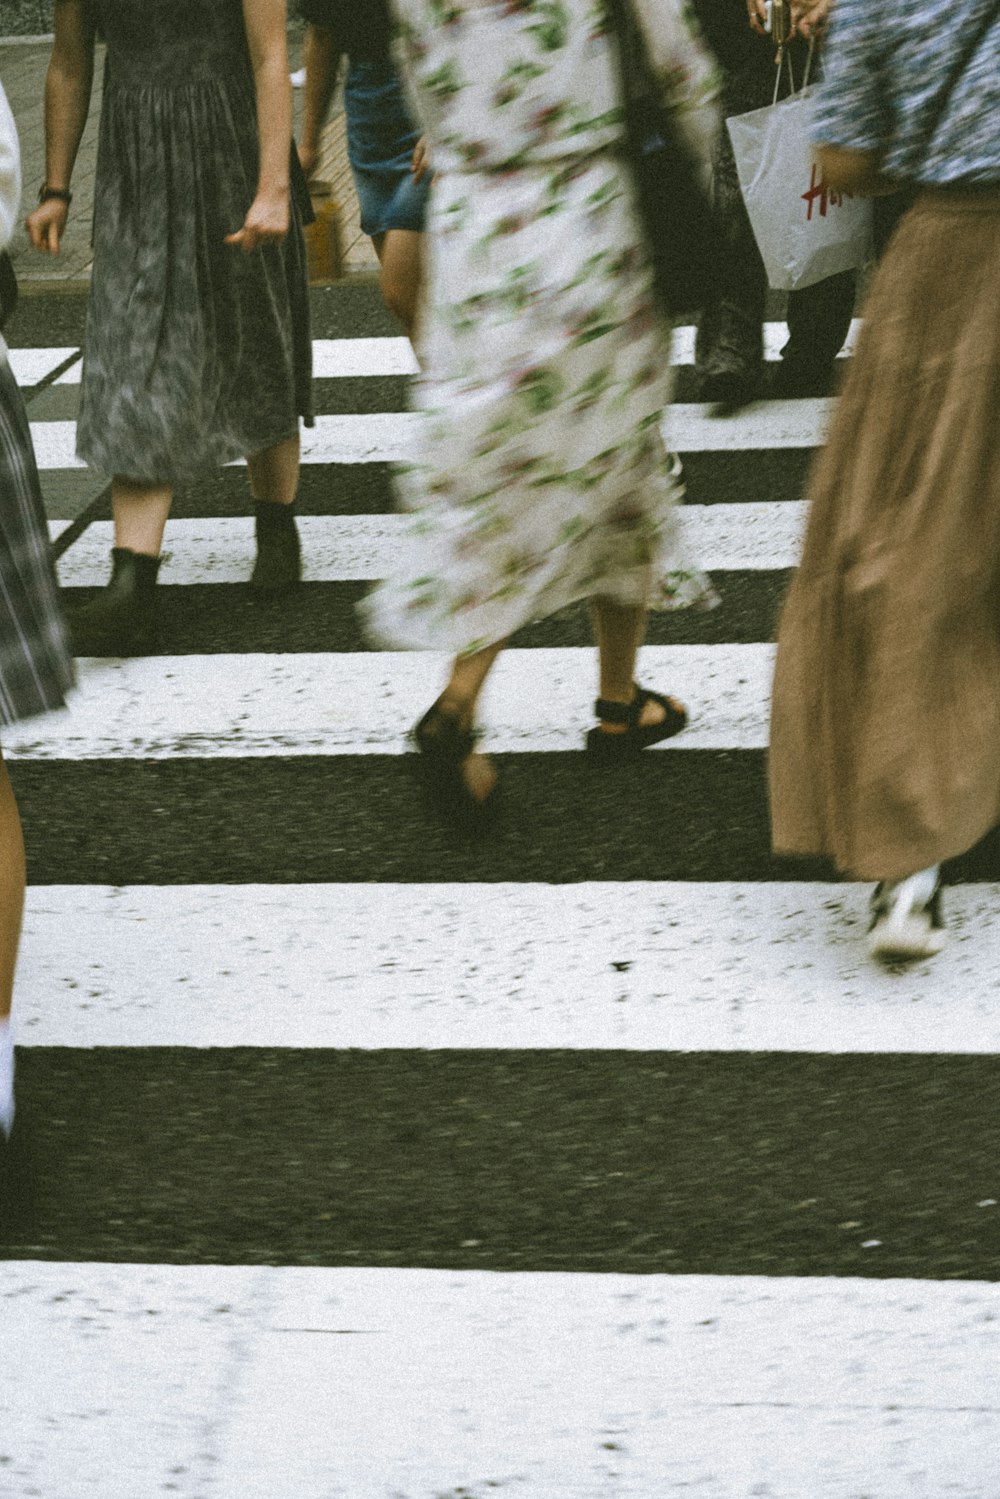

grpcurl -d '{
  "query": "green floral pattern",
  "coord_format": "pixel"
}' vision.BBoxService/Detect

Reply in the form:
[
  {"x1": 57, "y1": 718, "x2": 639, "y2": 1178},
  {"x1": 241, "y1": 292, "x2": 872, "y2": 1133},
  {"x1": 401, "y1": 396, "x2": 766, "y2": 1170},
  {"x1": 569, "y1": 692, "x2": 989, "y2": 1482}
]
[{"x1": 365, "y1": 0, "x2": 720, "y2": 655}]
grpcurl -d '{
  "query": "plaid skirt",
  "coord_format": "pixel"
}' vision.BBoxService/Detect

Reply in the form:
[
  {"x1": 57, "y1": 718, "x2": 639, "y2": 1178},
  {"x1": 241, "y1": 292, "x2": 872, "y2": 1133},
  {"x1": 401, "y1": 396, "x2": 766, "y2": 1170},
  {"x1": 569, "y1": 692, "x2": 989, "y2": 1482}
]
[{"x1": 0, "y1": 354, "x2": 74, "y2": 728}]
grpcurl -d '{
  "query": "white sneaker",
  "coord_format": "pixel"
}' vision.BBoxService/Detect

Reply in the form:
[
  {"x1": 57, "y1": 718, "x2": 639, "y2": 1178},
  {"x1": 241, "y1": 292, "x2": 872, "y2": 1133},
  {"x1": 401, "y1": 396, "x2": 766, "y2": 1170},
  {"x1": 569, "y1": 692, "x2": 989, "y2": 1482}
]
[
  {"x1": 0, "y1": 1020, "x2": 13, "y2": 1139},
  {"x1": 868, "y1": 867, "x2": 946, "y2": 962}
]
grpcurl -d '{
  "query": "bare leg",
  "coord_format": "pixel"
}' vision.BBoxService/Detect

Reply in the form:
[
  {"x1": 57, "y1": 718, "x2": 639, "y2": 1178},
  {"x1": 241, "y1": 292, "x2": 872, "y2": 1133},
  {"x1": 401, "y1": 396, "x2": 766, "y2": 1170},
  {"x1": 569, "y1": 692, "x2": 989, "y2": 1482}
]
[
  {"x1": 428, "y1": 639, "x2": 507, "y2": 803},
  {"x1": 372, "y1": 229, "x2": 423, "y2": 342},
  {"x1": 246, "y1": 432, "x2": 301, "y2": 506},
  {"x1": 590, "y1": 596, "x2": 683, "y2": 734},
  {"x1": 112, "y1": 477, "x2": 173, "y2": 557},
  {"x1": 247, "y1": 433, "x2": 302, "y2": 591},
  {"x1": 0, "y1": 747, "x2": 25, "y2": 1024}
]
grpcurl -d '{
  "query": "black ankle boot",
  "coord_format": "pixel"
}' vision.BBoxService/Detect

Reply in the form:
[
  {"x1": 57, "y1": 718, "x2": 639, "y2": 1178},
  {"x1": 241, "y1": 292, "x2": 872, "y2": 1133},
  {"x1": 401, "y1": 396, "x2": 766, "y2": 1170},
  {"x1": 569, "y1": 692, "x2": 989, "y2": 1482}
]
[
  {"x1": 251, "y1": 500, "x2": 301, "y2": 593},
  {"x1": 67, "y1": 547, "x2": 161, "y2": 656}
]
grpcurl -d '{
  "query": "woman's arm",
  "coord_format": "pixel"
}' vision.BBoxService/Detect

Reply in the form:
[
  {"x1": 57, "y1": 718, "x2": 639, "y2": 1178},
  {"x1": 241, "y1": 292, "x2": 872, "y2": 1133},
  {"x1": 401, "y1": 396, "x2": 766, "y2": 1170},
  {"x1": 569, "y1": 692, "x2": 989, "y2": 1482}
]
[
  {"x1": 298, "y1": 23, "x2": 341, "y2": 181},
  {"x1": 816, "y1": 144, "x2": 901, "y2": 197},
  {"x1": 227, "y1": 0, "x2": 293, "y2": 252},
  {"x1": 24, "y1": 0, "x2": 95, "y2": 255}
]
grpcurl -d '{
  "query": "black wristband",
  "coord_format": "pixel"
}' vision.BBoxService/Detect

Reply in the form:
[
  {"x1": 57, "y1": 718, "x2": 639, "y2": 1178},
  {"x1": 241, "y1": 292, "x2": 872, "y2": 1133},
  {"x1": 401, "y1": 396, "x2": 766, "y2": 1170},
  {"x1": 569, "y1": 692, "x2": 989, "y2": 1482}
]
[{"x1": 39, "y1": 185, "x2": 73, "y2": 205}]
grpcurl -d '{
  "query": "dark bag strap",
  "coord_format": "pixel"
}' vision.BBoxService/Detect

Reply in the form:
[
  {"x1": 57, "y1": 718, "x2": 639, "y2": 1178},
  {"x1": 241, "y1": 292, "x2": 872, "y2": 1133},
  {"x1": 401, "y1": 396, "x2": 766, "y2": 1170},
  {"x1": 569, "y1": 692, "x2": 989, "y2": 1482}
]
[
  {"x1": 0, "y1": 251, "x2": 17, "y2": 333},
  {"x1": 604, "y1": 0, "x2": 667, "y2": 147},
  {"x1": 602, "y1": 0, "x2": 718, "y2": 317}
]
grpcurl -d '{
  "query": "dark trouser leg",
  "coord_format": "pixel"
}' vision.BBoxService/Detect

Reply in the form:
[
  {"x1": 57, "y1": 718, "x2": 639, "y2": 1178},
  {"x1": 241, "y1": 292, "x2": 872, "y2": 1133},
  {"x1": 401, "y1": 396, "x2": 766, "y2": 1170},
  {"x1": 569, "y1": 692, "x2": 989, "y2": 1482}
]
[
  {"x1": 873, "y1": 188, "x2": 918, "y2": 259},
  {"x1": 694, "y1": 59, "x2": 769, "y2": 390},
  {"x1": 782, "y1": 268, "x2": 857, "y2": 378}
]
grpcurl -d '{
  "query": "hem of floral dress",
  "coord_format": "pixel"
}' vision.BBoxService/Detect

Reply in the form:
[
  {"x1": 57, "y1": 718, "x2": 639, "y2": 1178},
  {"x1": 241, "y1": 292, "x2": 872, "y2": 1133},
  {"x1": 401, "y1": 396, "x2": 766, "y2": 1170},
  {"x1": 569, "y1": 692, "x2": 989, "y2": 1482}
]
[{"x1": 361, "y1": 570, "x2": 720, "y2": 658}]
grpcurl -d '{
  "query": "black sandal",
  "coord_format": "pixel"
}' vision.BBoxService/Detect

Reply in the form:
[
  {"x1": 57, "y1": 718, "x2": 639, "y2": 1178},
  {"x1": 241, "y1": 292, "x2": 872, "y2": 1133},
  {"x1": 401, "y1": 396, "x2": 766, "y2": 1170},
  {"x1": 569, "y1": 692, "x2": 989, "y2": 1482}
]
[
  {"x1": 585, "y1": 683, "x2": 688, "y2": 760},
  {"x1": 412, "y1": 699, "x2": 499, "y2": 835}
]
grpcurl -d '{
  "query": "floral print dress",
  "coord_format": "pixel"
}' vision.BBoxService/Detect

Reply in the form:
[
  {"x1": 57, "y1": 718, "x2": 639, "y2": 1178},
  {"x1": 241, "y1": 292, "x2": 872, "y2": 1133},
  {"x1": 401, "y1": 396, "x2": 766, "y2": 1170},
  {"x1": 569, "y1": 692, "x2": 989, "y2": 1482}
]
[{"x1": 363, "y1": 0, "x2": 720, "y2": 655}]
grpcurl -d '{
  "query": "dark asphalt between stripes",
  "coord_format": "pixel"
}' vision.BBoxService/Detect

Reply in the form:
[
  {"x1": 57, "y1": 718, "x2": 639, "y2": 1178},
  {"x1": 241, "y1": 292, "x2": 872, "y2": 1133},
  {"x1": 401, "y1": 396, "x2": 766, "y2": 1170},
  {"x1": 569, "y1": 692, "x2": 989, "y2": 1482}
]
[
  {"x1": 57, "y1": 573, "x2": 792, "y2": 653},
  {"x1": 9, "y1": 753, "x2": 1000, "y2": 886},
  {"x1": 3, "y1": 1050, "x2": 999, "y2": 1277}
]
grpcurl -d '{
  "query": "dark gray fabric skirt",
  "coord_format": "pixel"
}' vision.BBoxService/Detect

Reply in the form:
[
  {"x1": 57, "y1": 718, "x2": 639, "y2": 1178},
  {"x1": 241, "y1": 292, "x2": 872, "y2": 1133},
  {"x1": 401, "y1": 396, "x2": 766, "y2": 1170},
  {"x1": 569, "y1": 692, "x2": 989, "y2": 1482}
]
[
  {"x1": 0, "y1": 357, "x2": 74, "y2": 727},
  {"x1": 76, "y1": 9, "x2": 313, "y2": 486}
]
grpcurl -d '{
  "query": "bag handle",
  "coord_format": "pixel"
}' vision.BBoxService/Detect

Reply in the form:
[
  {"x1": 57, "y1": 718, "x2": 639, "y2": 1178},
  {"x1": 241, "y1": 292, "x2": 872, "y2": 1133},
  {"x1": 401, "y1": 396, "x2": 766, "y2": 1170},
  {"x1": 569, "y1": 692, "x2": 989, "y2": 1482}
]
[{"x1": 771, "y1": 32, "x2": 818, "y2": 105}]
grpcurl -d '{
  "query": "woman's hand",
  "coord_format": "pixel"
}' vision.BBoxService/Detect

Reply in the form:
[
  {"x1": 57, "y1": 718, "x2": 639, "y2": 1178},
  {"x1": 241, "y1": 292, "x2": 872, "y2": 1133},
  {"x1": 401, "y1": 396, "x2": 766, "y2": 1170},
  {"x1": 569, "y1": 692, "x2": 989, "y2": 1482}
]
[
  {"x1": 25, "y1": 197, "x2": 69, "y2": 254},
  {"x1": 748, "y1": 0, "x2": 770, "y2": 35},
  {"x1": 297, "y1": 138, "x2": 319, "y2": 183},
  {"x1": 791, "y1": 0, "x2": 833, "y2": 38},
  {"x1": 224, "y1": 189, "x2": 289, "y2": 253},
  {"x1": 411, "y1": 135, "x2": 431, "y2": 184}
]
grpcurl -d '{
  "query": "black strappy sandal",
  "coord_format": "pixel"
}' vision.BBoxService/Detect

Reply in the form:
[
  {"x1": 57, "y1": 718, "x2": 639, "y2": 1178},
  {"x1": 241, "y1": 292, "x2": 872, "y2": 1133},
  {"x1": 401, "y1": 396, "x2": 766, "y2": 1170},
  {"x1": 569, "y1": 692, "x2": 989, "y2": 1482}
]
[
  {"x1": 412, "y1": 699, "x2": 500, "y2": 836},
  {"x1": 585, "y1": 683, "x2": 688, "y2": 760}
]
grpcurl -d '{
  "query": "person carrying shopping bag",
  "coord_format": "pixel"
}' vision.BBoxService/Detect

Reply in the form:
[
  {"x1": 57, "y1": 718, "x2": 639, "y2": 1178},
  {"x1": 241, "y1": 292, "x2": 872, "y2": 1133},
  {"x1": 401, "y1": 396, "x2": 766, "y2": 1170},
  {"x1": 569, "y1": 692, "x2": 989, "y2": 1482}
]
[
  {"x1": 0, "y1": 78, "x2": 75, "y2": 1139},
  {"x1": 689, "y1": 0, "x2": 856, "y2": 411},
  {"x1": 769, "y1": 0, "x2": 1000, "y2": 961}
]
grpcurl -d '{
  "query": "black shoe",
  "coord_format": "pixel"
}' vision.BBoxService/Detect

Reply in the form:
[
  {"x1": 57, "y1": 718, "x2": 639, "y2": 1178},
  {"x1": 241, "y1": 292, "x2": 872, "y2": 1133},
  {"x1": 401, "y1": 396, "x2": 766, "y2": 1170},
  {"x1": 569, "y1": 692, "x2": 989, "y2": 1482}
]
[
  {"x1": 695, "y1": 370, "x2": 758, "y2": 417},
  {"x1": 251, "y1": 501, "x2": 301, "y2": 593},
  {"x1": 412, "y1": 699, "x2": 499, "y2": 838},
  {"x1": 585, "y1": 683, "x2": 688, "y2": 760},
  {"x1": 67, "y1": 547, "x2": 161, "y2": 655}
]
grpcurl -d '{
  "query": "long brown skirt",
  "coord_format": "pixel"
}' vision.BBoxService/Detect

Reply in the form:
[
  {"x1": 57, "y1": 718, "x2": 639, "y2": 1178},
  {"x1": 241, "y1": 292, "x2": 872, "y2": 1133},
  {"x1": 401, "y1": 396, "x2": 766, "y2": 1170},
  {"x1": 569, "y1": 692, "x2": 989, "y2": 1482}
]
[{"x1": 769, "y1": 189, "x2": 1000, "y2": 880}]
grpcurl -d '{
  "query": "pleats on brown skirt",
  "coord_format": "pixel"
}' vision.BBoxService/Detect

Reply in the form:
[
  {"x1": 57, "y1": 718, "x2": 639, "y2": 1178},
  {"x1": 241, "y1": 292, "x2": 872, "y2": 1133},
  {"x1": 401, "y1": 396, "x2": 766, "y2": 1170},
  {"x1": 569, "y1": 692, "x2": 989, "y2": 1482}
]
[{"x1": 769, "y1": 189, "x2": 1000, "y2": 880}]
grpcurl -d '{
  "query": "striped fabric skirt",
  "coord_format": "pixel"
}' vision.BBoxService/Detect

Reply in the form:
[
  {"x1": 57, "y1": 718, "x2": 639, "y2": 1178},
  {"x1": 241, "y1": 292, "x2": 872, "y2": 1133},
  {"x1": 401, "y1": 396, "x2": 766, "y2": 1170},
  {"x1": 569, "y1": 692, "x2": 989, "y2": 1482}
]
[
  {"x1": 769, "y1": 189, "x2": 1000, "y2": 880},
  {"x1": 0, "y1": 354, "x2": 74, "y2": 729}
]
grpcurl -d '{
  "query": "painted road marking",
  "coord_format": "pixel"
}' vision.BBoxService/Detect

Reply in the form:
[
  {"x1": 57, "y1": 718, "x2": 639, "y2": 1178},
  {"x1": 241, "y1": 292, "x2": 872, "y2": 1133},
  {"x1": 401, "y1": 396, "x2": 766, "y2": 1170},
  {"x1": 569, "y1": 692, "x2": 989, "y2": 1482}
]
[
  {"x1": 4, "y1": 1262, "x2": 997, "y2": 1499},
  {"x1": 55, "y1": 504, "x2": 808, "y2": 585},
  {"x1": 38, "y1": 320, "x2": 862, "y2": 384},
  {"x1": 18, "y1": 881, "x2": 1000, "y2": 1052},
  {"x1": 5, "y1": 346, "x2": 80, "y2": 386},
  {"x1": 28, "y1": 400, "x2": 836, "y2": 471},
  {"x1": 1, "y1": 644, "x2": 774, "y2": 759}
]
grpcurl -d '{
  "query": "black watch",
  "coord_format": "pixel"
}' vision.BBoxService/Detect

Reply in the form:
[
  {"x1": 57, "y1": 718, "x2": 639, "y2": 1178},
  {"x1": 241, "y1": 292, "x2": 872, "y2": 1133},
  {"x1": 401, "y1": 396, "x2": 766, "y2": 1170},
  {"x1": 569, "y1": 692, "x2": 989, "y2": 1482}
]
[{"x1": 39, "y1": 184, "x2": 73, "y2": 205}]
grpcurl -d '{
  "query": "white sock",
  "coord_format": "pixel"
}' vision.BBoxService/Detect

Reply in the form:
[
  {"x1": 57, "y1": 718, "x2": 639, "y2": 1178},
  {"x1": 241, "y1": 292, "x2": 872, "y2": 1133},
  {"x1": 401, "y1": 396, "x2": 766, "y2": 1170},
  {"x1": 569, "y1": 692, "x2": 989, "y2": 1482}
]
[
  {"x1": 885, "y1": 865, "x2": 940, "y2": 908},
  {"x1": 0, "y1": 1018, "x2": 14, "y2": 1139}
]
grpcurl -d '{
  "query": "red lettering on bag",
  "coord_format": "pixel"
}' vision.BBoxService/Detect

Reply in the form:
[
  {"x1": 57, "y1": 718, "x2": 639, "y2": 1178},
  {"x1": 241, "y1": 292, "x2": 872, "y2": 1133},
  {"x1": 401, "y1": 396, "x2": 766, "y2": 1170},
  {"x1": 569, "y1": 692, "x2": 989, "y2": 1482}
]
[{"x1": 801, "y1": 162, "x2": 844, "y2": 220}]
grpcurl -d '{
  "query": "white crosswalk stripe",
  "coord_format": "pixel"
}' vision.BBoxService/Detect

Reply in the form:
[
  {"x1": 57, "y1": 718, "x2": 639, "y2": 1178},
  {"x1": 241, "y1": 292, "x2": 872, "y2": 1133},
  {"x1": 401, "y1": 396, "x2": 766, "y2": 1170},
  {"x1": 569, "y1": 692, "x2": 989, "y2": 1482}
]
[
  {"x1": 4, "y1": 1261, "x2": 996, "y2": 1498},
  {"x1": 36, "y1": 319, "x2": 863, "y2": 384},
  {"x1": 16, "y1": 881, "x2": 1000, "y2": 1051},
  {"x1": 27, "y1": 398, "x2": 835, "y2": 471},
  {"x1": 5, "y1": 346, "x2": 80, "y2": 385},
  {"x1": 2, "y1": 644, "x2": 774, "y2": 757},
  {"x1": 54, "y1": 504, "x2": 808, "y2": 584}
]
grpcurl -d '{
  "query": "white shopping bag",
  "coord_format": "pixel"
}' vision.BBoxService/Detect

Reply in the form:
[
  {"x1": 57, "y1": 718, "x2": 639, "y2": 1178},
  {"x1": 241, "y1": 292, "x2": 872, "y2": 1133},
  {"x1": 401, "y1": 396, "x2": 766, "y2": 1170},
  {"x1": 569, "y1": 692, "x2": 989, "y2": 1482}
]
[{"x1": 727, "y1": 84, "x2": 873, "y2": 291}]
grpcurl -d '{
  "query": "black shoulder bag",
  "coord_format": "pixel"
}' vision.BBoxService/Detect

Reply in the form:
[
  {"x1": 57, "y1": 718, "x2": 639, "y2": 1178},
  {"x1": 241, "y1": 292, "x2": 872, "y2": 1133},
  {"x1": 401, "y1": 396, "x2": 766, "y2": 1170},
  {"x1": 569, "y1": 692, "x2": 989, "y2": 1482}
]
[{"x1": 604, "y1": 0, "x2": 720, "y2": 319}]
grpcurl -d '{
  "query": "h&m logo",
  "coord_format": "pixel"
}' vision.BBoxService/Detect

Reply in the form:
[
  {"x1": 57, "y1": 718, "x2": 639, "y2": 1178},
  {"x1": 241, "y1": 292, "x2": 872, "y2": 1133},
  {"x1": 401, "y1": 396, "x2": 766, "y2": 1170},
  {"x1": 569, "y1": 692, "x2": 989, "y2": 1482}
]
[{"x1": 801, "y1": 162, "x2": 848, "y2": 220}]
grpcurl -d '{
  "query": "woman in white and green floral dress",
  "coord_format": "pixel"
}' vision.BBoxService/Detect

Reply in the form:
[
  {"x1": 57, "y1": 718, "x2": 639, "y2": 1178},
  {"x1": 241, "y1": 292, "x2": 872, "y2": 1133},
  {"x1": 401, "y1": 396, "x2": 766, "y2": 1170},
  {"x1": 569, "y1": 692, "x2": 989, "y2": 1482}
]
[{"x1": 364, "y1": 0, "x2": 720, "y2": 829}]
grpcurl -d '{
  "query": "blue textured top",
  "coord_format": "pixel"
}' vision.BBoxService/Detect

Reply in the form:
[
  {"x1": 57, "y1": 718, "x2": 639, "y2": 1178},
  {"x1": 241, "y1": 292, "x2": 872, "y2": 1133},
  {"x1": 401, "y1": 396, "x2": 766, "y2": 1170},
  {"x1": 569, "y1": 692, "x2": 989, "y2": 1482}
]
[{"x1": 811, "y1": 0, "x2": 1000, "y2": 186}]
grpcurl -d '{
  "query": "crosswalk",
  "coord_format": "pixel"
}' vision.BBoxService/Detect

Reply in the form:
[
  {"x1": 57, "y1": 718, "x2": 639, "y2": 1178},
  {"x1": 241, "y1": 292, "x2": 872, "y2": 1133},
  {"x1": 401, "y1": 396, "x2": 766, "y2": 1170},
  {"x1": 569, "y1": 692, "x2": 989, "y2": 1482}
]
[{"x1": 2, "y1": 284, "x2": 998, "y2": 1497}]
